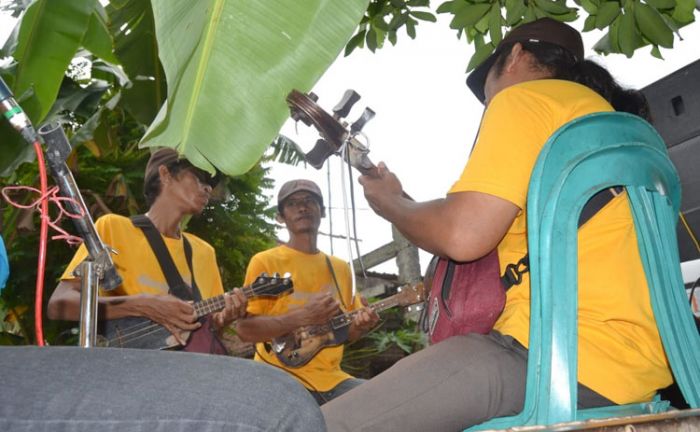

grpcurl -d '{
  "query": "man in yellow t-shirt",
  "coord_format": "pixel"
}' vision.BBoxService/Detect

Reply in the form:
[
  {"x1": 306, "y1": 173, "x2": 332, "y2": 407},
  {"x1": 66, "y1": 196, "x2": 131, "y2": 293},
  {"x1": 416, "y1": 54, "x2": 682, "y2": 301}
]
[
  {"x1": 236, "y1": 179, "x2": 380, "y2": 404},
  {"x1": 322, "y1": 18, "x2": 672, "y2": 432},
  {"x1": 48, "y1": 148, "x2": 248, "y2": 352}
]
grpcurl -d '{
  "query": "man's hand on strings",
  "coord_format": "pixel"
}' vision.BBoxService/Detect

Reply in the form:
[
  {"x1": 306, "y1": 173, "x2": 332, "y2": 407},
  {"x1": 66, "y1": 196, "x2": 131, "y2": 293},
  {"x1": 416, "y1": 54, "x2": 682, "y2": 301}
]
[
  {"x1": 349, "y1": 296, "x2": 380, "y2": 342},
  {"x1": 138, "y1": 294, "x2": 199, "y2": 345},
  {"x1": 211, "y1": 288, "x2": 248, "y2": 331},
  {"x1": 300, "y1": 293, "x2": 341, "y2": 326}
]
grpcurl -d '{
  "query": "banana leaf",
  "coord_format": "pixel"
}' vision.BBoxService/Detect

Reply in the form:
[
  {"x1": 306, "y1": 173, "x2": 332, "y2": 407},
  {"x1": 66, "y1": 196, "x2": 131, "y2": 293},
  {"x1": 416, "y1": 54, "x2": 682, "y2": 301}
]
[
  {"x1": 11, "y1": 0, "x2": 96, "y2": 122},
  {"x1": 141, "y1": 0, "x2": 369, "y2": 176}
]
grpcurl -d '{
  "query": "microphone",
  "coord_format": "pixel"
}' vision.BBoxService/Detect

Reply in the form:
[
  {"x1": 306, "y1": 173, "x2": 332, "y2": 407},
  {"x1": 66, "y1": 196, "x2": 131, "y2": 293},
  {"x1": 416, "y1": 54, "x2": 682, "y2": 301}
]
[
  {"x1": 0, "y1": 76, "x2": 38, "y2": 144},
  {"x1": 38, "y1": 122, "x2": 122, "y2": 291}
]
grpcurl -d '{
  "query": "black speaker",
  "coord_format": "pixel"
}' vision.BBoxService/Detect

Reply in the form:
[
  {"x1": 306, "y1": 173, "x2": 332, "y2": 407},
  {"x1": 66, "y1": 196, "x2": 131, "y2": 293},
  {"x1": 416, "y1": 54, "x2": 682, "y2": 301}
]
[{"x1": 643, "y1": 59, "x2": 700, "y2": 263}]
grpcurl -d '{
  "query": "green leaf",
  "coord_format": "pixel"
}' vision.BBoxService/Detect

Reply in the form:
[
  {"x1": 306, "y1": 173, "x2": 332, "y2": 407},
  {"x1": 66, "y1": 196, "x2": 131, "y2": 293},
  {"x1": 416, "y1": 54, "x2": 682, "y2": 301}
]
[
  {"x1": 141, "y1": 0, "x2": 370, "y2": 176},
  {"x1": 671, "y1": 0, "x2": 695, "y2": 24},
  {"x1": 409, "y1": 11, "x2": 437, "y2": 22},
  {"x1": 407, "y1": 0, "x2": 430, "y2": 6},
  {"x1": 450, "y1": 3, "x2": 491, "y2": 29},
  {"x1": 388, "y1": 12, "x2": 409, "y2": 29},
  {"x1": 107, "y1": 0, "x2": 166, "y2": 126},
  {"x1": 45, "y1": 77, "x2": 110, "y2": 120},
  {"x1": 505, "y1": 0, "x2": 527, "y2": 25},
  {"x1": 533, "y1": 0, "x2": 573, "y2": 15},
  {"x1": 345, "y1": 29, "x2": 367, "y2": 56},
  {"x1": 367, "y1": 26, "x2": 379, "y2": 52},
  {"x1": 406, "y1": 17, "x2": 417, "y2": 38},
  {"x1": 580, "y1": 0, "x2": 598, "y2": 14},
  {"x1": 650, "y1": 43, "x2": 663, "y2": 59},
  {"x1": 595, "y1": 1, "x2": 621, "y2": 29},
  {"x1": 436, "y1": 0, "x2": 458, "y2": 14},
  {"x1": 0, "y1": 121, "x2": 35, "y2": 178},
  {"x1": 618, "y1": 11, "x2": 638, "y2": 57},
  {"x1": 592, "y1": 32, "x2": 613, "y2": 54},
  {"x1": 388, "y1": 30, "x2": 398, "y2": 45},
  {"x1": 70, "y1": 92, "x2": 122, "y2": 148},
  {"x1": 467, "y1": 41, "x2": 495, "y2": 72},
  {"x1": 608, "y1": 16, "x2": 621, "y2": 51},
  {"x1": 582, "y1": 14, "x2": 597, "y2": 31},
  {"x1": 635, "y1": 2, "x2": 674, "y2": 48},
  {"x1": 644, "y1": 0, "x2": 676, "y2": 9},
  {"x1": 475, "y1": 9, "x2": 491, "y2": 32},
  {"x1": 11, "y1": 0, "x2": 96, "y2": 123},
  {"x1": 488, "y1": 3, "x2": 503, "y2": 46},
  {"x1": 82, "y1": 6, "x2": 119, "y2": 64}
]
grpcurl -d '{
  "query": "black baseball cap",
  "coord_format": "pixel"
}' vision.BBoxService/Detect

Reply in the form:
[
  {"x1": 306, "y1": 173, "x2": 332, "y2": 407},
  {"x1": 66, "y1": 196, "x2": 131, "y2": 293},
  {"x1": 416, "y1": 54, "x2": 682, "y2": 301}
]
[{"x1": 466, "y1": 18, "x2": 584, "y2": 103}]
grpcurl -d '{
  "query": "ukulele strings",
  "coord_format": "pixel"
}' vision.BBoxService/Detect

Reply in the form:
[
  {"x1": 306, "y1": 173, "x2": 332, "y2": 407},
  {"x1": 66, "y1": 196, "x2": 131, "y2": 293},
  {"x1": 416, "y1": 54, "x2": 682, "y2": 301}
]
[{"x1": 106, "y1": 281, "x2": 287, "y2": 346}]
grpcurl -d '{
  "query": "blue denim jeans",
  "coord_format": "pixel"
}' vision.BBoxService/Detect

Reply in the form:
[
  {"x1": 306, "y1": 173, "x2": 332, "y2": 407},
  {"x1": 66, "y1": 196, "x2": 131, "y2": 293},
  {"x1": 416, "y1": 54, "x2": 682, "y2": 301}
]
[{"x1": 0, "y1": 346, "x2": 326, "y2": 432}]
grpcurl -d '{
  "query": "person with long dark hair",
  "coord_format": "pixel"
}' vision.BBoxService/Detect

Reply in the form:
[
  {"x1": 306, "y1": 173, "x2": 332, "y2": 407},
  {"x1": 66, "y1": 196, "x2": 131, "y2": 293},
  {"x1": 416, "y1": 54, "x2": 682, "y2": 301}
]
[{"x1": 322, "y1": 18, "x2": 672, "y2": 431}]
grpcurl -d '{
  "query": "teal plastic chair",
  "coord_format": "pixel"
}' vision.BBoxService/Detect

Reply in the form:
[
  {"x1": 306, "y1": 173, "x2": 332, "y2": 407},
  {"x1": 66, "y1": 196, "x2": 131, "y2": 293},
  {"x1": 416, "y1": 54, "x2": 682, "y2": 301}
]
[{"x1": 467, "y1": 112, "x2": 700, "y2": 431}]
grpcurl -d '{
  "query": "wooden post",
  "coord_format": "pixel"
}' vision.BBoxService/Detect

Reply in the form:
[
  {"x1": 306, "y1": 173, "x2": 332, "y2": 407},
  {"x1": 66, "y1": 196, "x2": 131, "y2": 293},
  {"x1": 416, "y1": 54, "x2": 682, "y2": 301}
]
[{"x1": 392, "y1": 225, "x2": 421, "y2": 285}]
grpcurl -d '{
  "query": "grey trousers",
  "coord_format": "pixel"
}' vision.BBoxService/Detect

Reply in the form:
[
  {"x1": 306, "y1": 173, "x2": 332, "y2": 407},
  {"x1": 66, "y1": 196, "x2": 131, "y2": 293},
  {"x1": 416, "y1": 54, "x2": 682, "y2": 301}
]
[
  {"x1": 0, "y1": 346, "x2": 325, "y2": 432},
  {"x1": 322, "y1": 331, "x2": 612, "y2": 432},
  {"x1": 309, "y1": 378, "x2": 365, "y2": 405}
]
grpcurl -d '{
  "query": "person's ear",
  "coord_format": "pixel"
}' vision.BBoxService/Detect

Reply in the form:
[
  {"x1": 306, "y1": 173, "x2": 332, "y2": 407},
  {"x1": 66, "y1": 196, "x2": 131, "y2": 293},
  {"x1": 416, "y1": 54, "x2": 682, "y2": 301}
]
[
  {"x1": 505, "y1": 43, "x2": 525, "y2": 72},
  {"x1": 158, "y1": 165, "x2": 171, "y2": 185},
  {"x1": 320, "y1": 206, "x2": 326, "y2": 218},
  {"x1": 275, "y1": 212, "x2": 285, "y2": 225}
]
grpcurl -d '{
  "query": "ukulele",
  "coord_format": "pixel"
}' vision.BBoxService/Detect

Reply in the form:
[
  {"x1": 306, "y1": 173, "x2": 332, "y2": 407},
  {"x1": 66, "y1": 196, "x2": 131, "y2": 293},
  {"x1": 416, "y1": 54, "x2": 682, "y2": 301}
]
[
  {"x1": 97, "y1": 273, "x2": 293, "y2": 350},
  {"x1": 270, "y1": 282, "x2": 424, "y2": 367}
]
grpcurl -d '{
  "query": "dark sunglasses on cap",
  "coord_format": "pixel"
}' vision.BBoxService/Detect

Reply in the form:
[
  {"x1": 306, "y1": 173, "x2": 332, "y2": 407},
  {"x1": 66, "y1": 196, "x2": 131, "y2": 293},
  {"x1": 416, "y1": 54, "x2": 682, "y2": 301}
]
[
  {"x1": 168, "y1": 160, "x2": 220, "y2": 188},
  {"x1": 187, "y1": 167, "x2": 221, "y2": 188}
]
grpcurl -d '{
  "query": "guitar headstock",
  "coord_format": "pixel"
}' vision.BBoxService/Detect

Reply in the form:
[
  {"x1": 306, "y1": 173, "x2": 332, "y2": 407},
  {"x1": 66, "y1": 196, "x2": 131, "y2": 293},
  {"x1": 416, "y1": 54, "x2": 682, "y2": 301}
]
[
  {"x1": 249, "y1": 272, "x2": 294, "y2": 297},
  {"x1": 394, "y1": 282, "x2": 425, "y2": 307},
  {"x1": 287, "y1": 89, "x2": 376, "y2": 174}
]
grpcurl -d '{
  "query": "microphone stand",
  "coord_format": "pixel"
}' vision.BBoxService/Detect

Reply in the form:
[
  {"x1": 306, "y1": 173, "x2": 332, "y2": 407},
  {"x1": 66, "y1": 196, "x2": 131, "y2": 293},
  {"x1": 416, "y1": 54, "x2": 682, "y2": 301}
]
[{"x1": 38, "y1": 122, "x2": 122, "y2": 348}]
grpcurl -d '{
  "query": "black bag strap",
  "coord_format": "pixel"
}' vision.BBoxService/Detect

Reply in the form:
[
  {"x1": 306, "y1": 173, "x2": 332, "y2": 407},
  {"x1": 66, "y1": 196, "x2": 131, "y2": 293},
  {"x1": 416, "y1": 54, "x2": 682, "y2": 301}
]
[
  {"x1": 130, "y1": 215, "x2": 202, "y2": 303},
  {"x1": 501, "y1": 187, "x2": 623, "y2": 290}
]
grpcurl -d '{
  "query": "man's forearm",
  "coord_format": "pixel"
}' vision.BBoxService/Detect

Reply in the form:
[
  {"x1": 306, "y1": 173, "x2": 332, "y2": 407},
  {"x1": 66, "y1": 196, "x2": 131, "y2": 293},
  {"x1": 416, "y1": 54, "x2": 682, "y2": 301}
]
[
  {"x1": 235, "y1": 309, "x2": 308, "y2": 343},
  {"x1": 48, "y1": 280, "x2": 151, "y2": 321}
]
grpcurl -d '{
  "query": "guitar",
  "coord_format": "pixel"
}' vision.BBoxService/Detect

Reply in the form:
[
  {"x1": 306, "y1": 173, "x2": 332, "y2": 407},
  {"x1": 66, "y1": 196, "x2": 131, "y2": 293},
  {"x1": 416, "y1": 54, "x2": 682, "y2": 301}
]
[
  {"x1": 287, "y1": 90, "x2": 507, "y2": 345},
  {"x1": 96, "y1": 273, "x2": 293, "y2": 351},
  {"x1": 270, "y1": 282, "x2": 425, "y2": 367}
]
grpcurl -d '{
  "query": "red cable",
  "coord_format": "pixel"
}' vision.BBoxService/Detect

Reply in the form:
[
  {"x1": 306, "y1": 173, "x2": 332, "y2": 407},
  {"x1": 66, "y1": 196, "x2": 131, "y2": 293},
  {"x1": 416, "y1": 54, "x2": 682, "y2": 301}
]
[{"x1": 33, "y1": 140, "x2": 48, "y2": 346}]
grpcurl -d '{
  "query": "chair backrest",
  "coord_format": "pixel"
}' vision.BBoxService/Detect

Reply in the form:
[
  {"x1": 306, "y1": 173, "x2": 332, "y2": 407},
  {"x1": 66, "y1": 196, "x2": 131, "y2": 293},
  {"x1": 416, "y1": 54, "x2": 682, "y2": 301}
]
[{"x1": 467, "y1": 112, "x2": 699, "y2": 431}]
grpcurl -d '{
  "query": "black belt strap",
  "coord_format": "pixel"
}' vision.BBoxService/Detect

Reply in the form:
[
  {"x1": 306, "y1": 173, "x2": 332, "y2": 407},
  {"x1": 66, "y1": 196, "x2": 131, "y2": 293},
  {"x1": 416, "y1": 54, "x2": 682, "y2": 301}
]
[
  {"x1": 501, "y1": 187, "x2": 623, "y2": 290},
  {"x1": 131, "y1": 215, "x2": 202, "y2": 303}
]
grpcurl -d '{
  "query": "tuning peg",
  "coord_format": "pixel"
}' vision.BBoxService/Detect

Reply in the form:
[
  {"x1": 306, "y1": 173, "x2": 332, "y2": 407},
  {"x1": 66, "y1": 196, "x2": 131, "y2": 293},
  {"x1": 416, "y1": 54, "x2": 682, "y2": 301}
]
[
  {"x1": 350, "y1": 107, "x2": 375, "y2": 135},
  {"x1": 305, "y1": 138, "x2": 336, "y2": 170},
  {"x1": 282, "y1": 272, "x2": 292, "y2": 279},
  {"x1": 333, "y1": 89, "x2": 361, "y2": 119}
]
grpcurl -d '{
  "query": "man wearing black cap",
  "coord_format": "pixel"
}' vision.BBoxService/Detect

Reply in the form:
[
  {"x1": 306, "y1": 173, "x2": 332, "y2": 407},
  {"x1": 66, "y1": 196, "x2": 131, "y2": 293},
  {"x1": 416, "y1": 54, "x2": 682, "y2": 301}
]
[
  {"x1": 48, "y1": 148, "x2": 247, "y2": 352},
  {"x1": 322, "y1": 18, "x2": 669, "y2": 431},
  {"x1": 236, "y1": 178, "x2": 380, "y2": 404}
]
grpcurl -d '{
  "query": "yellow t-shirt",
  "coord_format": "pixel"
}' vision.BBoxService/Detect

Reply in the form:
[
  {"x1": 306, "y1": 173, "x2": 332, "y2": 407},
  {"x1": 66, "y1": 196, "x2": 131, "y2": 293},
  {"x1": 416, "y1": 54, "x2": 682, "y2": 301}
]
[
  {"x1": 244, "y1": 245, "x2": 362, "y2": 392},
  {"x1": 449, "y1": 80, "x2": 671, "y2": 404},
  {"x1": 61, "y1": 213, "x2": 224, "y2": 300}
]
